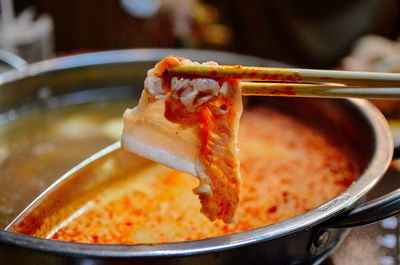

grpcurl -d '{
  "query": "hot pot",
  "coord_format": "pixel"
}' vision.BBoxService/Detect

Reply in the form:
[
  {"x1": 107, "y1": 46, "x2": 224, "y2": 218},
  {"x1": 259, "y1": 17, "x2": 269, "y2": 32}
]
[{"x1": 0, "y1": 49, "x2": 400, "y2": 265}]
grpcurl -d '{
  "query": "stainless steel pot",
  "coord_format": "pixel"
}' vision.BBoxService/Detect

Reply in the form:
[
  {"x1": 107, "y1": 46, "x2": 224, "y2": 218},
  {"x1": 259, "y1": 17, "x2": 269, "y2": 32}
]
[{"x1": 0, "y1": 49, "x2": 399, "y2": 265}]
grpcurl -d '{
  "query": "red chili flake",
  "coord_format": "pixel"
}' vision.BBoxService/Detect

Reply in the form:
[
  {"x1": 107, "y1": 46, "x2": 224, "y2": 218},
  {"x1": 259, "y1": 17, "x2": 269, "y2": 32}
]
[
  {"x1": 262, "y1": 73, "x2": 270, "y2": 80},
  {"x1": 267, "y1": 85, "x2": 296, "y2": 96},
  {"x1": 285, "y1": 75, "x2": 295, "y2": 82},
  {"x1": 268, "y1": 206, "x2": 277, "y2": 213},
  {"x1": 249, "y1": 70, "x2": 258, "y2": 79},
  {"x1": 271, "y1": 74, "x2": 279, "y2": 80}
]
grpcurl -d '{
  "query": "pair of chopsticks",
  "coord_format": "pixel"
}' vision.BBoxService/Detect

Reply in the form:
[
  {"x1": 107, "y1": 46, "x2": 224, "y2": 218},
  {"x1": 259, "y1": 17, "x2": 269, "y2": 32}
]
[{"x1": 168, "y1": 64, "x2": 400, "y2": 99}]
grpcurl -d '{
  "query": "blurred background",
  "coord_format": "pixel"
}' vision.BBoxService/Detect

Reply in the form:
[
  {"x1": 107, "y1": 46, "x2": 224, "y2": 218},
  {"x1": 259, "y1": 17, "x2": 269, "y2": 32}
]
[
  {"x1": 3, "y1": 0, "x2": 400, "y2": 116},
  {"x1": 0, "y1": 0, "x2": 399, "y2": 68}
]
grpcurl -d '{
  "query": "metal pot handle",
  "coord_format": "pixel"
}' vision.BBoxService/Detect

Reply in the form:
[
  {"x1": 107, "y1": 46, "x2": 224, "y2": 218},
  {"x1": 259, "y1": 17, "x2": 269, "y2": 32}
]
[
  {"x1": 325, "y1": 188, "x2": 400, "y2": 228},
  {"x1": 0, "y1": 49, "x2": 27, "y2": 71},
  {"x1": 326, "y1": 143, "x2": 400, "y2": 228}
]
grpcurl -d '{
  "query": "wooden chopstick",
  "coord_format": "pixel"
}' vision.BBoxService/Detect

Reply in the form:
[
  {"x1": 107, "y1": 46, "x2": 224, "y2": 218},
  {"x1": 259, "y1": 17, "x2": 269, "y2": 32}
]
[
  {"x1": 168, "y1": 64, "x2": 400, "y2": 86},
  {"x1": 241, "y1": 82, "x2": 400, "y2": 99}
]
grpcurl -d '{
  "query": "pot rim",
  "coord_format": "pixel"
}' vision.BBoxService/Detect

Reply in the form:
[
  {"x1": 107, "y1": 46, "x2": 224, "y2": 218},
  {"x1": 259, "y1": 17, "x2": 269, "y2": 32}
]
[{"x1": 0, "y1": 49, "x2": 393, "y2": 258}]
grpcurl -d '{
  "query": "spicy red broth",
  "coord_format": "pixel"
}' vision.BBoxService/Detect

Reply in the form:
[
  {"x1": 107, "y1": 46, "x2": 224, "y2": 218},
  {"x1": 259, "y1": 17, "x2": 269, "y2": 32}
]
[{"x1": 45, "y1": 107, "x2": 359, "y2": 244}]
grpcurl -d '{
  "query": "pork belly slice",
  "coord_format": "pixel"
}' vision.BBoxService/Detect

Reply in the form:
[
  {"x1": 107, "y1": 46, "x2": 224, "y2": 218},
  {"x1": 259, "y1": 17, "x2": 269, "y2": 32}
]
[{"x1": 122, "y1": 56, "x2": 242, "y2": 223}]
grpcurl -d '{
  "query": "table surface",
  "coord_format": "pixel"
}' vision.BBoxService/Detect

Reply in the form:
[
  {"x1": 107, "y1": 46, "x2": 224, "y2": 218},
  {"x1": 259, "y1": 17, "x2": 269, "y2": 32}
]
[{"x1": 323, "y1": 169, "x2": 400, "y2": 265}]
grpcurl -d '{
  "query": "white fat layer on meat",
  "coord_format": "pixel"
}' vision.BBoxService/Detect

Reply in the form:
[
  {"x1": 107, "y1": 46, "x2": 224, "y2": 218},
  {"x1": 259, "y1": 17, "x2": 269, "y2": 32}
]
[{"x1": 122, "y1": 95, "x2": 197, "y2": 176}]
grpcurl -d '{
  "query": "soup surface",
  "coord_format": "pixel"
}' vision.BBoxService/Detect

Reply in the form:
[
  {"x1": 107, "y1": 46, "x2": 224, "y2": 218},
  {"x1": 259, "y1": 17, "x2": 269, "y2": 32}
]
[
  {"x1": 46, "y1": 106, "x2": 359, "y2": 244},
  {"x1": 0, "y1": 100, "x2": 128, "y2": 229}
]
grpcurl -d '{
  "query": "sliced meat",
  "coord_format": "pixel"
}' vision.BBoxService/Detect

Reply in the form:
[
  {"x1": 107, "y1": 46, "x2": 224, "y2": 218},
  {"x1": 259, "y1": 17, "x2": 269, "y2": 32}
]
[{"x1": 122, "y1": 56, "x2": 242, "y2": 223}]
